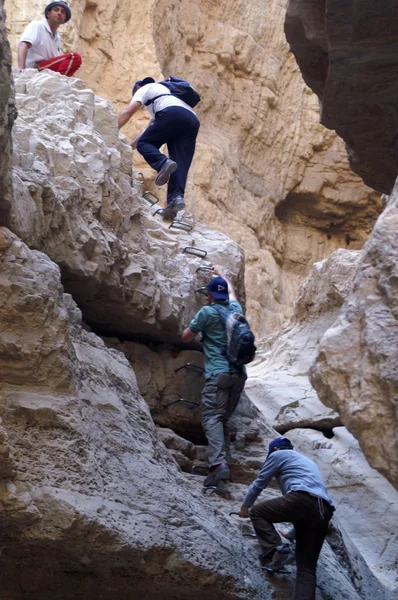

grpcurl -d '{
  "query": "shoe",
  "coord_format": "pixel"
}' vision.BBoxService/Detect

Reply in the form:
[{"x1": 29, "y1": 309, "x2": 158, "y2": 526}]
[
  {"x1": 167, "y1": 196, "x2": 185, "y2": 212},
  {"x1": 203, "y1": 463, "x2": 230, "y2": 488},
  {"x1": 161, "y1": 208, "x2": 177, "y2": 221},
  {"x1": 155, "y1": 159, "x2": 177, "y2": 186},
  {"x1": 264, "y1": 544, "x2": 295, "y2": 571}
]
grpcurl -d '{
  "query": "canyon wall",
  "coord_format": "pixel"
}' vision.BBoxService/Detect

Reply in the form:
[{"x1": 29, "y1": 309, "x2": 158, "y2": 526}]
[
  {"x1": 285, "y1": 0, "x2": 398, "y2": 194},
  {"x1": 284, "y1": 0, "x2": 398, "y2": 499},
  {"x1": 4, "y1": 0, "x2": 380, "y2": 337}
]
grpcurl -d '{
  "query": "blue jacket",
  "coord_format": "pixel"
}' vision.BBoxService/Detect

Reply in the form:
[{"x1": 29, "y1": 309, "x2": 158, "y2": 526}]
[{"x1": 243, "y1": 449, "x2": 334, "y2": 509}]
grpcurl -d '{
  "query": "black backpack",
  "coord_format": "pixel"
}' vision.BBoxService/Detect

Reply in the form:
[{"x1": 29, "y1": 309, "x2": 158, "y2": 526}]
[
  {"x1": 212, "y1": 304, "x2": 256, "y2": 366},
  {"x1": 144, "y1": 76, "x2": 201, "y2": 109}
]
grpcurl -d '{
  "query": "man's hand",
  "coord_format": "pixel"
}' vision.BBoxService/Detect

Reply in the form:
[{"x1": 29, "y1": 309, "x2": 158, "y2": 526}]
[
  {"x1": 211, "y1": 264, "x2": 225, "y2": 278},
  {"x1": 239, "y1": 505, "x2": 249, "y2": 518},
  {"x1": 211, "y1": 264, "x2": 237, "y2": 302}
]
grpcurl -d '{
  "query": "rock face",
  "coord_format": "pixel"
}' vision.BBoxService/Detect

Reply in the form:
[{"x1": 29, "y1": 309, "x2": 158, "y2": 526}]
[
  {"x1": 11, "y1": 69, "x2": 245, "y2": 344},
  {"x1": 311, "y1": 182, "x2": 398, "y2": 491},
  {"x1": 285, "y1": 0, "x2": 398, "y2": 194},
  {"x1": 246, "y1": 248, "x2": 359, "y2": 433},
  {"x1": 4, "y1": 0, "x2": 380, "y2": 336},
  {"x1": 0, "y1": 0, "x2": 17, "y2": 226},
  {"x1": 245, "y1": 248, "x2": 398, "y2": 597},
  {"x1": 0, "y1": 227, "x2": 274, "y2": 600}
]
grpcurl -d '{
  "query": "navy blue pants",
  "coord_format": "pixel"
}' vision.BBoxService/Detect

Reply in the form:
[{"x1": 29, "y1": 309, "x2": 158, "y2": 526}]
[{"x1": 136, "y1": 107, "x2": 200, "y2": 204}]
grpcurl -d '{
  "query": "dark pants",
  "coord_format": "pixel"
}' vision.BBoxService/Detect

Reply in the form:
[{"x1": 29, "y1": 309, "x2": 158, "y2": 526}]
[
  {"x1": 249, "y1": 491, "x2": 334, "y2": 600},
  {"x1": 136, "y1": 107, "x2": 200, "y2": 204},
  {"x1": 201, "y1": 372, "x2": 247, "y2": 466}
]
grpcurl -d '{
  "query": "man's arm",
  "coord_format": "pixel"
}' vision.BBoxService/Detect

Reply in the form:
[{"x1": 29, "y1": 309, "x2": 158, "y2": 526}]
[
  {"x1": 239, "y1": 456, "x2": 278, "y2": 517},
  {"x1": 212, "y1": 265, "x2": 237, "y2": 302},
  {"x1": 18, "y1": 41, "x2": 31, "y2": 70},
  {"x1": 181, "y1": 328, "x2": 196, "y2": 343},
  {"x1": 182, "y1": 307, "x2": 207, "y2": 344},
  {"x1": 118, "y1": 100, "x2": 142, "y2": 129}
]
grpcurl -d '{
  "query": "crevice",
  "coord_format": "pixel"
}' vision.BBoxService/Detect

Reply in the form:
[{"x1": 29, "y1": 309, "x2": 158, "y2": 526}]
[{"x1": 275, "y1": 424, "x2": 337, "y2": 439}]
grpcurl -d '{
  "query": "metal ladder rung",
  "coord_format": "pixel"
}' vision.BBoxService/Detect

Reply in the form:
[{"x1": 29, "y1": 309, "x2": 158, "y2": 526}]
[
  {"x1": 169, "y1": 221, "x2": 193, "y2": 232},
  {"x1": 174, "y1": 363, "x2": 205, "y2": 374},
  {"x1": 183, "y1": 246, "x2": 207, "y2": 258},
  {"x1": 165, "y1": 398, "x2": 200, "y2": 408},
  {"x1": 143, "y1": 191, "x2": 160, "y2": 206},
  {"x1": 195, "y1": 286, "x2": 208, "y2": 296},
  {"x1": 196, "y1": 266, "x2": 213, "y2": 274},
  {"x1": 135, "y1": 172, "x2": 145, "y2": 184}
]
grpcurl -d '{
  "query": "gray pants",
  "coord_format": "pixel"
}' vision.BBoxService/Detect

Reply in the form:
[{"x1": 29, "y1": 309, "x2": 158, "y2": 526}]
[{"x1": 201, "y1": 372, "x2": 247, "y2": 467}]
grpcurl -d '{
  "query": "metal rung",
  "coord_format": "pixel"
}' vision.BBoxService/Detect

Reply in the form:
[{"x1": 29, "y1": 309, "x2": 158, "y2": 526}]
[
  {"x1": 196, "y1": 266, "x2": 213, "y2": 274},
  {"x1": 136, "y1": 172, "x2": 145, "y2": 184},
  {"x1": 143, "y1": 191, "x2": 159, "y2": 206},
  {"x1": 183, "y1": 246, "x2": 207, "y2": 258},
  {"x1": 164, "y1": 398, "x2": 200, "y2": 408},
  {"x1": 153, "y1": 207, "x2": 167, "y2": 217},
  {"x1": 195, "y1": 286, "x2": 208, "y2": 296},
  {"x1": 174, "y1": 363, "x2": 205, "y2": 374},
  {"x1": 169, "y1": 221, "x2": 193, "y2": 232}
]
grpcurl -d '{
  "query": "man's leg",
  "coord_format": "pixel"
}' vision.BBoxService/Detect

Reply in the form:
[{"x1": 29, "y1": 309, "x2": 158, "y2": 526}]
[
  {"x1": 36, "y1": 53, "x2": 82, "y2": 77},
  {"x1": 166, "y1": 110, "x2": 200, "y2": 203},
  {"x1": 136, "y1": 112, "x2": 173, "y2": 173},
  {"x1": 222, "y1": 373, "x2": 246, "y2": 465},
  {"x1": 293, "y1": 500, "x2": 333, "y2": 600},
  {"x1": 249, "y1": 496, "x2": 288, "y2": 556},
  {"x1": 201, "y1": 374, "x2": 233, "y2": 468}
]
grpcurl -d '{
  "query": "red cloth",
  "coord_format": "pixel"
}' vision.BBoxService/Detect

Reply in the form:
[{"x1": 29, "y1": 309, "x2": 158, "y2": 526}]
[{"x1": 36, "y1": 52, "x2": 82, "y2": 77}]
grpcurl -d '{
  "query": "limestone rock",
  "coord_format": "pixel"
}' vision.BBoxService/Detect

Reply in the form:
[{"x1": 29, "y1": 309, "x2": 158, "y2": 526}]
[
  {"x1": 285, "y1": 0, "x2": 398, "y2": 194},
  {"x1": 246, "y1": 248, "x2": 360, "y2": 432},
  {"x1": 0, "y1": 227, "x2": 275, "y2": 599},
  {"x1": 244, "y1": 244, "x2": 398, "y2": 597},
  {"x1": 105, "y1": 339, "x2": 272, "y2": 483},
  {"x1": 311, "y1": 181, "x2": 398, "y2": 491},
  {"x1": 4, "y1": 0, "x2": 380, "y2": 336},
  {"x1": 0, "y1": 0, "x2": 17, "y2": 227},
  {"x1": 287, "y1": 428, "x2": 398, "y2": 600},
  {"x1": 10, "y1": 69, "x2": 246, "y2": 345}
]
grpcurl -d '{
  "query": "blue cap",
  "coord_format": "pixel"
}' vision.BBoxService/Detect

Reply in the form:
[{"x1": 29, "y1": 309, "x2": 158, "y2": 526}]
[
  {"x1": 267, "y1": 437, "x2": 294, "y2": 457},
  {"x1": 206, "y1": 277, "x2": 229, "y2": 300},
  {"x1": 132, "y1": 77, "x2": 155, "y2": 96}
]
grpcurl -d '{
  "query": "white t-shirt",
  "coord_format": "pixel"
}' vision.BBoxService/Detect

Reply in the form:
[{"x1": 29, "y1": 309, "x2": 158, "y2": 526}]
[
  {"x1": 132, "y1": 83, "x2": 195, "y2": 118},
  {"x1": 20, "y1": 20, "x2": 61, "y2": 68}
]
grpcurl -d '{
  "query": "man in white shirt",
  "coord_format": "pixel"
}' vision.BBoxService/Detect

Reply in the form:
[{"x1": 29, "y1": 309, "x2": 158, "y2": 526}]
[
  {"x1": 118, "y1": 77, "x2": 200, "y2": 218},
  {"x1": 18, "y1": 2, "x2": 82, "y2": 77}
]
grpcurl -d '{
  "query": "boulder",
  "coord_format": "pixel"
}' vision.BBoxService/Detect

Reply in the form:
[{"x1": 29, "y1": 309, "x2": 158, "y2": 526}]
[{"x1": 311, "y1": 181, "x2": 398, "y2": 491}]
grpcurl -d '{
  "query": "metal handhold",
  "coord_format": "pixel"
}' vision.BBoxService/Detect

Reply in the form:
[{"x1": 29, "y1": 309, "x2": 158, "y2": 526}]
[
  {"x1": 195, "y1": 286, "x2": 208, "y2": 296},
  {"x1": 196, "y1": 266, "x2": 213, "y2": 274},
  {"x1": 183, "y1": 246, "x2": 207, "y2": 258},
  {"x1": 169, "y1": 221, "x2": 193, "y2": 232},
  {"x1": 164, "y1": 398, "x2": 200, "y2": 408},
  {"x1": 174, "y1": 363, "x2": 205, "y2": 374},
  {"x1": 136, "y1": 172, "x2": 145, "y2": 184},
  {"x1": 143, "y1": 191, "x2": 159, "y2": 206}
]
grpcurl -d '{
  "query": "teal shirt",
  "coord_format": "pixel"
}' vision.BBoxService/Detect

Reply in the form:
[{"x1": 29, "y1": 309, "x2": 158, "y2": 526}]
[{"x1": 189, "y1": 301, "x2": 246, "y2": 380}]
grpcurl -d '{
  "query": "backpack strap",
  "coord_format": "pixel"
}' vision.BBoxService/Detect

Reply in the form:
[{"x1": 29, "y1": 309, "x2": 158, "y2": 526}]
[{"x1": 144, "y1": 93, "x2": 170, "y2": 106}]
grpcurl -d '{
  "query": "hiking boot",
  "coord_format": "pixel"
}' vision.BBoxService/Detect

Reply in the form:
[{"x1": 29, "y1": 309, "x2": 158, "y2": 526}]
[
  {"x1": 263, "y1": 544, "x2": 295, "y2": 571},
  {"x1": 161, "y1": 209, "x2": 177, "y2": 221},
  {"x1": 155, "y1": 159, "x2": 177, "y2": 186},
  {"x1": 203, "y1": 463, "x2": 230, "y2": 488},
  {"x1": 167, "y1": 196, "x2": 185, "y2": 212}
]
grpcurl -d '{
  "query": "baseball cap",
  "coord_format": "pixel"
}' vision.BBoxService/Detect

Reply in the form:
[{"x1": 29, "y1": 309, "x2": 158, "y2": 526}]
[
  {"x1": 206, "y1": 277, "x2": 229, "y2": 300},
  {"x1": 132, "y1": 77, "x2": 155, "y2": 95},
  {"x1": 267, "y1": 437, "x2": 294, "y2": 457}
]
